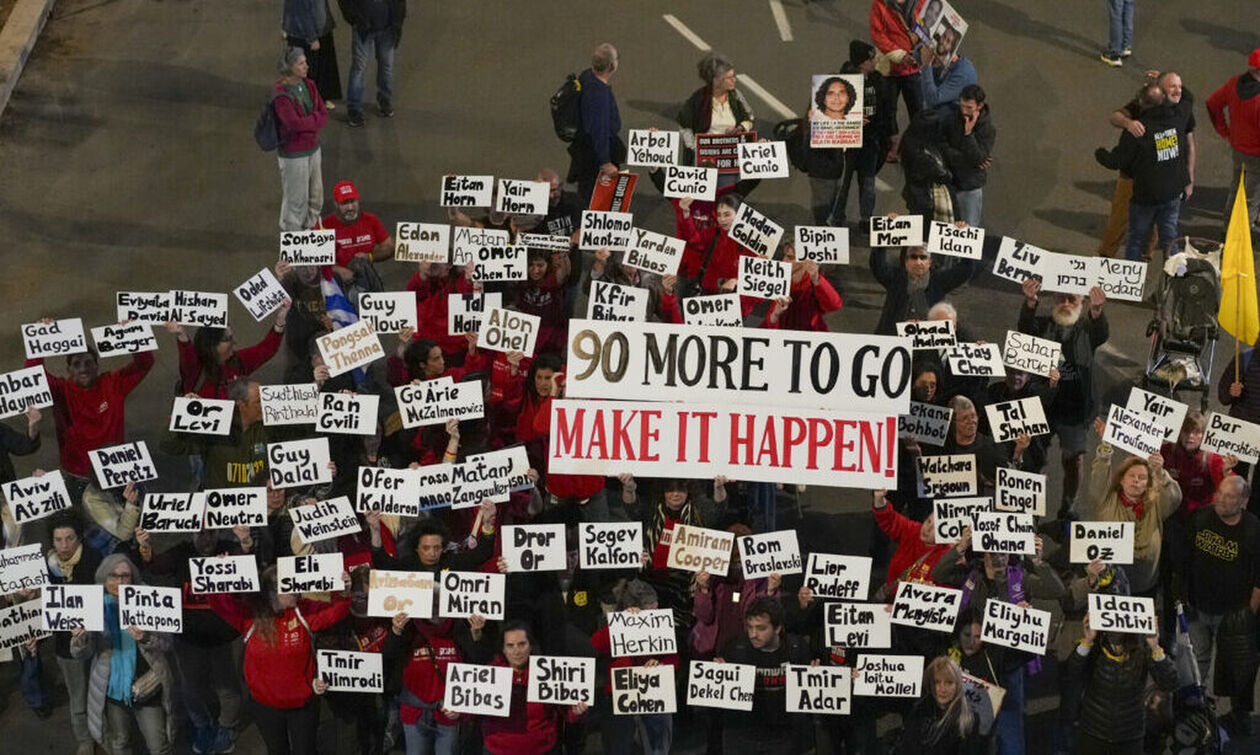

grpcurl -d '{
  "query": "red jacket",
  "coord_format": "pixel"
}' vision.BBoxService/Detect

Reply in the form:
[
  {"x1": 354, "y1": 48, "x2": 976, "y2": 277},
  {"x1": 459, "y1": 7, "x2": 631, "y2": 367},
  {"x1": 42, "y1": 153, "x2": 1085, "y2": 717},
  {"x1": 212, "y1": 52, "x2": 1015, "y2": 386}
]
[
  {"x1": 178, "y1": 328, "x2": 282, "y2": 399},
  {"x1": 591, "y1": 626, "x2": 679, "y2": 693},
  {"x1": 869, "y1": 1, "x2": 921, "y2": 77},
  {"x1": 1160, "y1": 442, "x2": 1227, "y2": 517},
  {"x1": 533, "y1": 396, "x2": 605, "y2": 500},
  {"x1": 874, "y1": 503, "x2": 948, "y2": 588},
  {"x1": 25, "y1": 353, "x2": 155, "y2": 477},
  {"x1": 482, "y1": 659, "x2": 582, "y2": 755},
  {"x1": 1207, "y1": 74, "x2": 1260, "y2": 156},
  {"x1": 396, "y1": 622, "x2": 464, "y2": 726},
  {"x1": 407, "y1": 272, "x2": 476, "y2": 359},
  {"x1": 761, "y1": 273, "x2": 843, "y2": 332},
  {"x1": 210, "y1": 593, "x2": 350, "y2": 709},
  {"x1": 273, "y1": 78, "x2": 327, "y2": 157}
]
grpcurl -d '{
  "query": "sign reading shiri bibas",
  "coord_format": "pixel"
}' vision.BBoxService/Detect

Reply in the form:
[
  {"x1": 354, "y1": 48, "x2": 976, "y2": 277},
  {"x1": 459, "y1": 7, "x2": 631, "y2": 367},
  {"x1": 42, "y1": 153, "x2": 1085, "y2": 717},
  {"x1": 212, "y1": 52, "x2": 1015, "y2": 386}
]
[
  {"x1": 918, "y1": 454, "x2": 977, "y2": 497},
  {"x1": 825, "y1": 602, "x2": 892, "y2": 648},
  {"x1": 891, "y1": 581, "x2": 962, "y2": 633},
  {"x1": 803, "y1": 553, "x2": 871, "y2": 600},
  {"x1": 982, "y1": 599, "x2": 1051, "y2": 655},
  {"x1": 898, "y1": 401, "x2": 952, "y2": 447},
  {"x1": 728, "y1": 201, "x2": 784, "y2": 258},
  {"x1": 89, "y1": 441, "x2": 158, "y2": 489},
  {"x1": 529, "y1": 656, "x2": 596, "y2": 706},
  {"x1": 984, "y1": 397, "x2": 1050, "y2": 443},
  {"x1": 549, "y1": 400, "x2": 899, "y2": 488},
  {"x1": 1103, "y1": 404, "x2": 1165, "y2": 458},
  {"x1": 736, "y1": 531, "x2": 803, "y2": 577},
  {"x1": 995, "y1": 467, "x2": 1046, "y2": 516},
  {"x1": 854, "y1": 655, "x2": 923, "y2": 697},
  {"x1": 563, "y1": 320, "x2": 912, "y2": 413}
]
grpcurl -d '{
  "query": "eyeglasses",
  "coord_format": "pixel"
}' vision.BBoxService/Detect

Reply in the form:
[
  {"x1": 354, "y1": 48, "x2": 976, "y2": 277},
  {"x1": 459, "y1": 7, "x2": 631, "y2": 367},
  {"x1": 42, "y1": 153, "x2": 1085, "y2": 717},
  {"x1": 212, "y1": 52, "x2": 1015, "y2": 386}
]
[{"x1": 107, "y1": 571, "x2": 133, "y2": 581}]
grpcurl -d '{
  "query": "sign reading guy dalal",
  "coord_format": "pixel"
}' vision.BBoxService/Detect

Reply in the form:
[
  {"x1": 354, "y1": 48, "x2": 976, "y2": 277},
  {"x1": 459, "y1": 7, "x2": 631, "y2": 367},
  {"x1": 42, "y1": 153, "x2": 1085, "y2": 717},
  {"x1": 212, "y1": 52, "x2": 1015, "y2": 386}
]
[{"x1": 268, "y1": 438, "x2": 333, "y2": 489}]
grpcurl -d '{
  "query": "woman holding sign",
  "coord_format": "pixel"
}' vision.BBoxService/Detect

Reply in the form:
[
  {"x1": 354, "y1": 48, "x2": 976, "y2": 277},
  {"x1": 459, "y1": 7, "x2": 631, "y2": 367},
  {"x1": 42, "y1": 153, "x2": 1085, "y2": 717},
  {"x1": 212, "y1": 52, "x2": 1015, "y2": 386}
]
[
  {"x1": 480, "y1": 621, "x2": 588, "y2": 754},
  {"x1": 69, "y1": 554, "x2": 176, "y2": 755},
  {"x1": 761, "y1": 242, "x2": 844, "y2": 332},
  {"x1": 677, "y1": 53, "x2": 755, "y2": 166},
  {"x1": 174, "y1": 301, "x2": 290, "y2": 400},
  {"x1": 896, "y1": 656, "x2": 984, "y2": 754}
]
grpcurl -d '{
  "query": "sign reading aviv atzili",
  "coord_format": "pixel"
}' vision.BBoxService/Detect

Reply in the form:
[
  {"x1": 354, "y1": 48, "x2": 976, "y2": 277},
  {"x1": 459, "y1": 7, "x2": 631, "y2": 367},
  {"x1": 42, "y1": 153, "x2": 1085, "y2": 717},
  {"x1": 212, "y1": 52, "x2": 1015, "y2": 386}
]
[{"x1": 3, "y1": 470, "x2": 72, "y2": 525}]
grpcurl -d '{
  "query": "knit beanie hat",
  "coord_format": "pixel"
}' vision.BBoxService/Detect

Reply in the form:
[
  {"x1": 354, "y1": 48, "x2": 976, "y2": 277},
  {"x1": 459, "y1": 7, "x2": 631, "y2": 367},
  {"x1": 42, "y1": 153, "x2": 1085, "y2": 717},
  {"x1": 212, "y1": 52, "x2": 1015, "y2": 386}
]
[{"x1": 849, "y1": 40, "x2": 877, "y2": 68}]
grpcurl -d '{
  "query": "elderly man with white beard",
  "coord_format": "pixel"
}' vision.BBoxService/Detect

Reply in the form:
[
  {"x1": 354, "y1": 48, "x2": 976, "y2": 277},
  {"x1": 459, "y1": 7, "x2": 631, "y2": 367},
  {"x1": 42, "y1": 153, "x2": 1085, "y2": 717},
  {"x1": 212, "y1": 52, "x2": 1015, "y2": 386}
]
[{"x1": 1017, "y1": 278, "x2": 1109, "y2": 520}]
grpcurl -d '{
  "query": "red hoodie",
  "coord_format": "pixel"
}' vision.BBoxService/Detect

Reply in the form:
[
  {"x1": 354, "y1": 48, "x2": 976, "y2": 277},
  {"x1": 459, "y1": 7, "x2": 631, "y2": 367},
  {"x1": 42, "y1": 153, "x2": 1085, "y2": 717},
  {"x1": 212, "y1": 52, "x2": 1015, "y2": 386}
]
[
  {"x1": 407, "y1": 272, "x2": 477, "y2": 359},
  {"x1": 397, "y1": 621, "x2": 464, "y2": 726},
  {"x1": 591, "y1": 626, "x2": 679, "y2": 693},
  {"x1": 533, "y1": 395, "x2": 605, "y2": 500},
  {"x1": 25, "y1": 353, "x2": 155, "y2": 477},
  {"x1": 874, "y1": 503, "x2": 948, "y2": 588},
  {"x1": 869, "y1": 1, "x2": 922, "y2": 77},
  {"x1": 481, "y1": 659, "x2": 582, "y2": 755},
  {"x1": 178, "y1": 328, "x2": 283, "y2": 399},
  {"x1": 210, "y1": 594, "x2": 350, "y2": 709},
  {"x1": 760, "y1": 273, "x2": 843, "y2": 332},
  {"x1": 1207, "y1": 73, "x2": 1260, "y2": 156}
]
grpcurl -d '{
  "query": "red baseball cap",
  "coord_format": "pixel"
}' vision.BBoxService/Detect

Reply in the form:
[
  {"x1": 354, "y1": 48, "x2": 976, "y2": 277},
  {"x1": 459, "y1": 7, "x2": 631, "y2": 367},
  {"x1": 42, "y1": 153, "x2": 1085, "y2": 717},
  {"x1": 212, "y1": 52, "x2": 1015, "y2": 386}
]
[
  {"x1": 333, "y1": 181, "x2": 359, "y2": 202},
  {"x1": 1250, "y1": 49, "x2": 1260, "y2": 69}
]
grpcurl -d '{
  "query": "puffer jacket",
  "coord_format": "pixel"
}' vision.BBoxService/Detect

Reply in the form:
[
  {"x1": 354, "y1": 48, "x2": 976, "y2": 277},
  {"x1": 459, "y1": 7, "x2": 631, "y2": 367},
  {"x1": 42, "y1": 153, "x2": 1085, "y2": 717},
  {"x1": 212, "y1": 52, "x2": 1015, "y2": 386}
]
[
  {"x1": 1212, "y1": 608, "x2": 1259, "y2": 700},
  {"x1": 1065, "y1": 640, "x2": 1176, "y2": 742},
  {"x1": 72, "y1": 626, "x2": 176, "y2": 746}
]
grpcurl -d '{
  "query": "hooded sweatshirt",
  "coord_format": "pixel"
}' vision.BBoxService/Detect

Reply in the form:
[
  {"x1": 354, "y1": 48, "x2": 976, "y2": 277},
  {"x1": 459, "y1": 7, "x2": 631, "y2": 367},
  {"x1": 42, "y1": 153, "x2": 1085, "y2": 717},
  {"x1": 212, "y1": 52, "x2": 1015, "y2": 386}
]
[{"x1": 1207, "y1": 71, "x2": 1260, "y2": 156}]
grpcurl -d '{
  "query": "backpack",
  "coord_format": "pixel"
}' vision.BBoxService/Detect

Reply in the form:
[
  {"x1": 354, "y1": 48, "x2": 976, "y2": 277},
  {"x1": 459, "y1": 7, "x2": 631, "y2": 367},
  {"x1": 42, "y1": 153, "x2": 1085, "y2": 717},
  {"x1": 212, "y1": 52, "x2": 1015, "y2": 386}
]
[
  {"x1": 550, "y1": 73, "x2": 583, "y2": 142},
  {"x1": 254, "y1": 90, "x2": 288, "y2": 152}
]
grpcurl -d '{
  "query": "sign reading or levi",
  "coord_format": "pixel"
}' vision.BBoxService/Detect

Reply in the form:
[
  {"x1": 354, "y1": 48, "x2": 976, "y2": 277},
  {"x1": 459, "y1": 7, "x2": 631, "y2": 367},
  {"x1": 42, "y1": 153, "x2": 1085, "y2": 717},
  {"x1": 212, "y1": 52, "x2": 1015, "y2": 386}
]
[
  {"x1": 22, "y1": 318, "x2": 87, "y2": 359},
  {"x1": 317, "y1": 320, "x2": 385, "y2": 377},
  {"x1": 89, "y1": 441, "x2": 158, "y2": 489},
  {"x1": 233, "y1": 267, "x2": 290, "y2": 321},
  {"x1": 358, "y1": 293, "x2": 417, "y2": 334},
  {"x1": 494, "y1": 179, "x2": 549, "y2": 215},
  {"x1": 439, "y1": 175, "x2": 494, "y2": 207},
  {"x1": 737, "y1": 255, "x2": 792, "y2": 300},
  {"x1": 0, "y1": 365, "x2": 53, "y2": 420},
  {"x1": 479, "y1": 307, "x2": 540, "y2": 356},
  {"x1": 548, "y1": 400, "x2": 899, "y2": 488},
  {"x1": 728, "y1": 201, "x2": 784, "y2": 258},
  {"x1": 869, "y1": 215, "x2": 924, "y2": 247},
  {"x1": 578, "y1": 210, "x2": 634, "y2": 251},
  {"x1": 170, "y1": 291, "x2": 228, "y2": 328},
  {"x1": 268, "y1": 438, "x2": 333, "y2": 489},
  {"x1": 169, "y1": 396, "x2": 234, "y2": 436},
  {"x1": 279, "y1": 229, "x2": 335, "y2": 265},
  {"x1": 662, "y1": 165, "x2": 717, "y2": 202}
]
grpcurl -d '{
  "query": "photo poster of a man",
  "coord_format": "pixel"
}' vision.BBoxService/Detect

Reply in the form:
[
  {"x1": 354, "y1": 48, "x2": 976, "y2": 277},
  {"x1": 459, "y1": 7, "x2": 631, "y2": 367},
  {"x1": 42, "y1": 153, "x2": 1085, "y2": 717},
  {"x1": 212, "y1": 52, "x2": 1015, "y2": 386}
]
[
  {"x1": 808, "y1": 74, "x2": 863, "y2": 149},
  {"x1": 912, "y1": 0, "x2": 968, "y2": 62}
]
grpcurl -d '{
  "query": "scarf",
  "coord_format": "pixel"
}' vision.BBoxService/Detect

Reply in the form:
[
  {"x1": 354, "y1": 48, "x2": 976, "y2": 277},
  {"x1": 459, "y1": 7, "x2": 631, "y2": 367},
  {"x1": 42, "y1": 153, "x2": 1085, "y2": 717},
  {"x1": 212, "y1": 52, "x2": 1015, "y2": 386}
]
[
  {"x1": 104, "y1": 595, "x2": 137, "y2": 705},
  {"x1": 647, "y1": 500, "x2": 697, "y2": 551},
  {"x1": 1118, "y1": 491, "x2": 1145, "y2": 520},
  {"x1": 51, "y1": 544, "x2": 83, "y2": 582}
]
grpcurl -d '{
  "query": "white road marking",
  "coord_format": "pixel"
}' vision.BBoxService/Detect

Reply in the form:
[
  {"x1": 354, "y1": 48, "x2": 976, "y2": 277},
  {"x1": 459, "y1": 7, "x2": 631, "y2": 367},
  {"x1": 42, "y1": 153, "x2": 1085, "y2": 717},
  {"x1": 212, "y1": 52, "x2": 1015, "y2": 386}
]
[
  {"x1": 738, "y1": 74, "x2": 797, "y2": 120},
  {"x1": 769, "y1": 0, "x2": 793, "y2": 42},
  {"x1": 662, "y1": 14, "x2": 710, "y2": 51}
]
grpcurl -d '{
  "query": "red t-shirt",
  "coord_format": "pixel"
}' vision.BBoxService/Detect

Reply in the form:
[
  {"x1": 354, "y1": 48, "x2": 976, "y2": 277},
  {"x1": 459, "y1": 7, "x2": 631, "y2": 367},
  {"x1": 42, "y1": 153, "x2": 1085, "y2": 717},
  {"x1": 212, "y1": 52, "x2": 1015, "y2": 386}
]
[{"x1": 321, "y1": 211, "x2": 389, "y2": 267}]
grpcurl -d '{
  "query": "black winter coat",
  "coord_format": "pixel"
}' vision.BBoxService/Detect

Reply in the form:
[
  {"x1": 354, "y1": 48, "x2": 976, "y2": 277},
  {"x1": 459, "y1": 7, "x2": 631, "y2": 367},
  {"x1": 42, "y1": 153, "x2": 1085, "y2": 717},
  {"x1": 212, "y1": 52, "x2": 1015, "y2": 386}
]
[{"x1": 1065, "y1": 641, "x2": 1177, "y2": 742}]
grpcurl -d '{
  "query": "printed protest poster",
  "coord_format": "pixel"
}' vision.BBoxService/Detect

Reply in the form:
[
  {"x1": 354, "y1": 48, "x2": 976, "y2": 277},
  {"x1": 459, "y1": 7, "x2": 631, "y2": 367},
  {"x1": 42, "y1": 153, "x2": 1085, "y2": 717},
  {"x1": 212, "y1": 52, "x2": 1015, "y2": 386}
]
[
  {"x1": 587, "y1": 281, "x2": 649, "y2": 321},
  {"x1": 444, "y1": 663, "x2": 513, "y2": 717},
  {"x1": 971, "y1": 511, "x2": 1035, "y2": 555},
  {"x1": 1001, "y1": 330, "x2": 1060, "y2": 378},
  {"x1": 918, "y1": 454, "x2": 977, "y2": 497},
  {"x1": 0, "y1": 365, "x2": 53, "y2": 420},
  {"x1": 803, "y1": 553, "x2": 872, "y2": 600},
  {"x1": 1125, "y1": 387, "x2": 1188, "y2": 442},
  {"x1": 0, "y1": 543, "x2": 47, "y2": 595},
  {"x1": 899, "y1": 401, "x2": 953, "y2": 447},
  {"x1": 91, "y1": 322, "x2": 158, "y2": 358},
  {"x1": 89, "y1": 441, "x2": 158, "y2": 489},
  {"x1": 117, "y1": 292, "x2": 172, "y2": 323},
  {"x1": 495, "y1": 179, "x2": 549, "y2": 215},
  {"x1": 870, "y1": 215, "x2": 924, "y2": 247},
  {"x1": 933, "y1": 496, "x2": 990, "y2": 544},
  {"x1": 667, "y1": 525, "x2": 735, "y2": 576},
  {"x1": 439, "y1": 175, "x2": 494, "y2": 207},
  {"x1": 982, "y1": 599, "x2": 1050, "y2": 655},
  {"x1": 891, "y1": 581, "x2": 962, "y2": 633},
  {"x1": 627, "y1": 129, "x2": 679, "y2": 168},
  {"x1": 119, "y1": 585, "x2": 183, "y2": 633},
  {"x1": 317, "y1": 320, "x2": 385, "y2": 378},
  {"x1": 927, "y1": 221, "x2": 985, "y2": 260},
  {"x1": 260, "y1": 383, "x2": 320, "y2": 426},
  {"x1": 451, "y1": 227, "x2": 510, "y2": 266},
  {"x1": 1041, "y1": 253, "x2": 1100, "y2": 296},
  {"x1": 357, "y1": 466, "x2": 421, "y2": 517},
  {"x1": 439, "y1": 570, "x2": 506, "y2": 620},
  {"x1": 624, "y1": 228, "x2": 686, "y2": 276},
  {"x1": 588, "y1": 172, "x2": 638, "y2": 212},
  {"x1": 201, "y1": 488, "x2": 267, "y2": 528},
  {"x1": 289, "y1": 497, "x2": 361, "y2": 546},
  {"x1": 268, "y1": 438, "x2": 333, "y2": 489},
  {"x1": 737, "y1": 531, "x2": 803, "y2": 577},
  {"x1": 662, "y1": 166, "x2": 717, "y2": 202},
  {"x1": 169, "y1": 396, "x2": 234, "y2": 436},
  {"x1": 316, "y1": 392, "x2": 380, "y2": 435},
  {"x1": 189, "y1": 555, "x2": 260, "y2": 594},
  {"x1": 1088, "y1": 593, "x2": 1156, "y2": 635},
  {"x1": 140, "y1": 492, "x2": 205, "y2": 532},
  {"x1": 1070, "y1": 521, "x2": 1135, "y2": 564},
  {"x1": 3, "y1": 470, "x2": 72, "y2": 525},
  {"x1": 810, "y1": 74, "x2": 863, "y2": 148},
  {"x1": 278, "y1": 553, "x2": 344, "y2": 594},
  {"x1": 503, "y1": 524, "x2": 567, "y2": 572},
  {"x1": 529, "y1": 656, "x2": 596, "y2": 706},
  {"x1": 471, "y1": 243, "x2": 528, "y2": 283},
  {"x1": 1103, "y1": 404, "x2": 1165, "y2": 458},
  {"x1": 795, "y1": 226, "x2": 850, "y2": 264},
  {"x1": 737, "y1": 141, "x2": 790, "y2": 180},
  {"x1": 995, "y1": 467, "x2": 1046, "y2": 516},
  {"x1": 279, "y1": 229, "x2": 335, "y2": 265},
  {"x1": 234, "y1": 267, "x2": 289, "y2": 321},
  {"x1": 944, "y1": 342, "x2": 1005, "y2": 377},
  {"x1": 984, "y1": 396, "x2": 1050, "y2": 443},
  {"x1": 688, "y1": 661, "x2": 755, "y2": 711},
  {"x1": 786, "y1": 664, "x2": 851, "y2": 715},
  {"x1": 611, "y1": 665, "x2": 677, "y2": 715},
  {"x1": 358, "y1": 293, "x2": 417, "y2": 334},
  {"x1": 41, "y1": 584, "x2": 104, "y2": 632},
  {"x1": 578, "y1": 522, "x2": 643, "y2": 570},
  {"x1": 825, "y1": 602, "x2": 892, "y2": 649},
  {"x1": 448, "y1": 292, "x2": 503, "y2": 334},
  {"x1": 367, "y1": 569, "x2": 435, "y2": 619},
  {"x1": 728, "y1": 202, "x2": 784, "y2": 258},
  {"x1": 681, "y1": 294, "x2": 742, "y2": 327},
  {"x1": 695, "y1": 131, "x2": 757, "y2": 173},
  {"x1": 993, "y1": 238, "x2": 1049, "y2": 284},
  {"x1": 1203, "y1": 412, "x2": 1260, "y2": 464},
  {"x1": 22, "y1": 318, "x2": 87, "y2": 359},
  {"x1": 480, "y1": 307, "x2": 540, "y2": 356},
  {"x1": 1097, "y1": 257, "x2": 1146, "y2": 302},
  {"x1": 394, "y1": 222, "x2": 450, "y2": 262},
  {"x1": 578, "y1": 210, "x2": 634, "y2": 251},
  {"x1": 914, "y1": 0, "x2": 968, "y2": 61},
  {"x1": 608, "y1": 608, "x2": 677, "y2": 657},
  {"x1": 170, "y1": 290, "x2": 229, "y2": 328},
  {"x1": 855, "y1": 655, "x2": 923, "y2": 697},
  {"x1": 318, "y1": 649, "x2": 384, "y2": 693},
  {"x1": 896, "y1": 319, "x2": 956, "y2": 350},
  {"x1": 962, "y1": 672, "x2": 1006, "y2": 735},
  {"x1": 737, "y1": 255, "x2": 792, "y2": 300},
  {"x1": 396, "y1": 378, "x2": 484, "y2": 429},
  {"x1": 0, "y1": 600, "x2": 49, "y2": 652}
]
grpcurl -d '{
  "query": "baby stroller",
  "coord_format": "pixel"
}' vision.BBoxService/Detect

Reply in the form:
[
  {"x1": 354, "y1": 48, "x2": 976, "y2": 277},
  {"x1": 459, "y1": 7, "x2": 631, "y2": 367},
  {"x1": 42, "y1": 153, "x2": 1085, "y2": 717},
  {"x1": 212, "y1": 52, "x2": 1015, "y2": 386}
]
[
  {"x1": 1143, "y1": 237, "x2": 1223, "y2": 411},
  {"x1": 1154, "y1": 602, "x2": 1226, "y2": 754}
]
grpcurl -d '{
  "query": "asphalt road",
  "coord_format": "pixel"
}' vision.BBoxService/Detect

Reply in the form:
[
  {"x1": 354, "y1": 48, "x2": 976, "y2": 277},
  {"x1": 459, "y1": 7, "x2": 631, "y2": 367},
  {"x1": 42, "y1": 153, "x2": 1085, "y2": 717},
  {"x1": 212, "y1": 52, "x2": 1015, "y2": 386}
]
[{"x1": 0, "y1": 0, "x2": 1258, "y2": 752}]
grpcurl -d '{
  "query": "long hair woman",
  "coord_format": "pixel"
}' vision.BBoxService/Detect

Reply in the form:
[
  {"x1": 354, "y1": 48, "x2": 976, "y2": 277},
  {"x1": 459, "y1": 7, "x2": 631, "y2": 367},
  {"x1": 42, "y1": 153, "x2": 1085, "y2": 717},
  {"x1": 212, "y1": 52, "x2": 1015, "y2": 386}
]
[{"x1": 897, "y1": 655, "x2": 984, "y2": 754}]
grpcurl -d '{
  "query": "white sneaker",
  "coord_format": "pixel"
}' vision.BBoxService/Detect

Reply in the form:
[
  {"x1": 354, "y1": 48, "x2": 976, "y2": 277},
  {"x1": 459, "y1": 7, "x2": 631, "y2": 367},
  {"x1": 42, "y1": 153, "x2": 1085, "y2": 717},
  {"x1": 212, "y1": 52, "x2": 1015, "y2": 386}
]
[{"x1": 1099, "y1": 54, "x2": 1123, "y2": 67}]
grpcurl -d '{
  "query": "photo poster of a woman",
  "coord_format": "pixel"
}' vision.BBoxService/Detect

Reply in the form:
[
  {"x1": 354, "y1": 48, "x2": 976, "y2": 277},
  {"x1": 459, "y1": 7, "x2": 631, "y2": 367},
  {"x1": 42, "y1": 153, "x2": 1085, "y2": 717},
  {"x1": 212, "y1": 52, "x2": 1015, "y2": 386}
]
[{"x1": 808, "y1": 74, "x2": 863, "y2": 149}]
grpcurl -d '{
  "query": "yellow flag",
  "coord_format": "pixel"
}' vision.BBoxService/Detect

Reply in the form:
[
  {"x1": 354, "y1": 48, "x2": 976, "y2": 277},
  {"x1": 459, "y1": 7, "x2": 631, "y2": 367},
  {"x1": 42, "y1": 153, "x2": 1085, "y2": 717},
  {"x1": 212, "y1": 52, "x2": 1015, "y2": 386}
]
[{"x1": 1218, "y1": 172, "x2": 1260, "y2": 344}]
